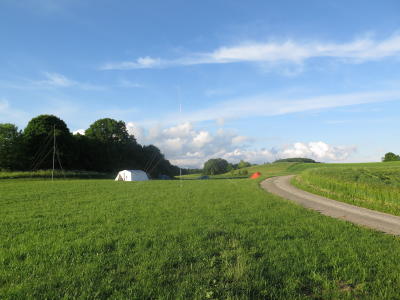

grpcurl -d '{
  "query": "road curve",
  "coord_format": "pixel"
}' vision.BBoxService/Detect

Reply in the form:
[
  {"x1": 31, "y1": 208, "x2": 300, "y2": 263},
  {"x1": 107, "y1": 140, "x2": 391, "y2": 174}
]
[{"x1": 261, "y1": 175, "x2": 400, "y2": 236}]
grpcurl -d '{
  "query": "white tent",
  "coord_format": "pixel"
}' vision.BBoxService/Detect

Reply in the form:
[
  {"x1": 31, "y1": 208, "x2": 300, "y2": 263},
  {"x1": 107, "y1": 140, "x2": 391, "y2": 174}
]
[{"x1": 115, "y1": 170, "x2": 149, "y2": 181}]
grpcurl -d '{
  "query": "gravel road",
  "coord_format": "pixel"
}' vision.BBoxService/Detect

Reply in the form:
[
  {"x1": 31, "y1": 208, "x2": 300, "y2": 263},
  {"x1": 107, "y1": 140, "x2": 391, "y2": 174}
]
[{"x1": 261, "y1": 175, "x2": 400, "y2": 236}]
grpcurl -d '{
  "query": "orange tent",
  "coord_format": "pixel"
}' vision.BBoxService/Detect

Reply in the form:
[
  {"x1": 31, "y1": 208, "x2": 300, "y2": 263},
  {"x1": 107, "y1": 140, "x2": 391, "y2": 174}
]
[{"x1": 250, "y1": 172, "x2": 261, "y2": 179}]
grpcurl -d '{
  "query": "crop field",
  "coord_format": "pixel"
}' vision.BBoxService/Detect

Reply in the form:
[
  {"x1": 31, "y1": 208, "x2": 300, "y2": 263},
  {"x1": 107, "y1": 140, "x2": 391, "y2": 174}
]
[
  {"x1": 293, "y1": 162, "x2": 400, "y2": 216},
  {"x1": 286, "y1": 161, "x2": 399, "y2": 173},
  {"x1": 2, "y1": 163, "x2": 400, "y2": 298}
]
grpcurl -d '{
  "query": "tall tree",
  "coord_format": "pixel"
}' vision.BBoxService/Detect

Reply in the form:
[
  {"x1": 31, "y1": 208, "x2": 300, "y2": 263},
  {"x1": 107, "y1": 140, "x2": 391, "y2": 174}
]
[
  {"x1": 85, "y1": 118, "x2": 131, "y2": 144},
  {"x1": 23, "y1": 115, "x2": 73, "y2": 170},
  {"x1": 203, "y1": 158, "x2": 229, "y2": 175},
  {"x1": 0, "y1": 123, "x2": 23, "y2": 170},
  {"x1": 85, "y1": 118, "x2": 139, "y2": 172},
  {"x1": 238, "y1": 160, "x2": 251, "y2": 169},
  {"x1": 382, "y1": 152, "x2": 400, "y2": 162}
]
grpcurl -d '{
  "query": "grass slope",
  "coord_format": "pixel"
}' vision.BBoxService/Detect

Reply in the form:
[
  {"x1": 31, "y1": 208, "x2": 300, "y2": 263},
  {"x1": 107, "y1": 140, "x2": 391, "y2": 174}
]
[
  {"x1": 2, "y1": 165, "x2": 400, "y2": 298},
  {"x1": 293, "y1": 162, "x2": 400, "y2": 216}
]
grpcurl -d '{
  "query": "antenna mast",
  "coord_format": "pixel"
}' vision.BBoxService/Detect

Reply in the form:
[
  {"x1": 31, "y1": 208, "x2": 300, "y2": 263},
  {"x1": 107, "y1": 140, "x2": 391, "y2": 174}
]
[
  {"x1": 178, "y1": 87, "x2": 183, "y2": 187},
  {"x1": 52, "y1": 125, "x2": 56, "y2": 181}
]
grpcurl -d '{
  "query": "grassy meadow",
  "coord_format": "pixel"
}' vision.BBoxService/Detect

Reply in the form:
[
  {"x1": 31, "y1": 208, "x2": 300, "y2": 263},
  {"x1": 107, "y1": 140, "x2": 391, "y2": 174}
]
[
  {"x1": 2, "y1": 163, "x2": 400, "y2": 298},
  {"x1": 293, "y1": 162, "x2": 400, "y2": 216},
  {"x1": 0, "y1": 169, "x2": 112, "y2": 180}
]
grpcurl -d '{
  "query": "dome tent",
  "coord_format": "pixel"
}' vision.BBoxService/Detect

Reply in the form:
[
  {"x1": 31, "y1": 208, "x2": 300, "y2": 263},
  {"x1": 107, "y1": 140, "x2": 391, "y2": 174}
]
[
  {"x1": 250, "y1": 172, "x2": 261, "y2": 179},
  {"x1": 115, "y1": 170, "x2": 149, "y2": 181}
]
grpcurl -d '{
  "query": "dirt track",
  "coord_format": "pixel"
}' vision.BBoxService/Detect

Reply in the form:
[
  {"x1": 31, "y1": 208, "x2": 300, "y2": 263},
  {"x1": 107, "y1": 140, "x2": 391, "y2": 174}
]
[{"x1": 261, "y1": 175, "x2": 400, "y2": 236}]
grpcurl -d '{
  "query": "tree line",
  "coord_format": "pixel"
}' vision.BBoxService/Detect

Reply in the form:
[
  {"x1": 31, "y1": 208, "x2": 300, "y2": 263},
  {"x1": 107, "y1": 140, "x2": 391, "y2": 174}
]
[
  {"x1": 0, "y1": 115, "x2": 181, "y2": 177},
  {"x1": 202, "y1": 158, "x2": 253, "y2": 175}
]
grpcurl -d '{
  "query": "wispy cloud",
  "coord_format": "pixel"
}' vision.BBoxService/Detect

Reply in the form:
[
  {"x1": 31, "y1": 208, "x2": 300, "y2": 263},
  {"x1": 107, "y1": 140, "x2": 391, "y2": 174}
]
[
  {"x1": 204, "y1": 88, "x2": 234, "y2": 97},
  {"x1": 0, "y1": 72, "x2": 105, "y2": 91},
  {"x1": 154, "y1": 89, "x2": 400, "y2": 125},
  {"x1": 0, "y1": 99, "x2": 31, "y2": 125},
  {"x1": 101, "y1": 32, "x2": 400, "y2": 70},
  {"x1": 34, "y1": 72, "x2": 104, "y2": 90},
  {"x1": 4, "y1": 0, "x2": 79, "y2": 14},
  {"x1": 101, "y1": 57, "x2": 162, "y2": 70},
  {"x1": 37, "y1": 72, "x2": 76, "y2": 87},
  {"x1": 117, "y1": 79, "x2": 143, "y2": 88}
]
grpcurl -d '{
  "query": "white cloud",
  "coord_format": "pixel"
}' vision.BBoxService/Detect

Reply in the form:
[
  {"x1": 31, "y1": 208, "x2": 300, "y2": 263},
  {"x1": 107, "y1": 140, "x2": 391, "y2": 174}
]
[
  {"x1": 101, "y1": 56, "x2": 162, "y2": 70},
  {"x1": 279, "y1": 142, "x2": 356, "y2": 161},
  {"x1": 4, "y1": 0, "x2": 76, "y2": 14},
  {"x1": 126, "y1": 122, "x2": 144, "y2": 141},
  {"x1": 118, "y1": 79, "x2": 143, "y2": 88},
  {"x1": 0, "y1": 99, "x2": 31, "y2": 125},
  {"x1": 231, "y1": 135, "x2": 249, "y2": 145},
  {"x1": 163, "y1": 122, "x2": 193, "y2": 138},
  {"x1": 40, "y1": 72, "x2": 75, "y2": 87},
  {"x1": 205, "y1": 88, "x2": 234, "y2": 97},
  {"x1": 1, "y1": 72, "x2": 105, "y2": 91},
  {"x1": 73, "y1": 129, "x2": 85, "y2": 135},
  {"x1": 101, "y1": 32, "x2": 400, "y2": 70},
  {"x1": 192, "y1": 131, "x2": 213, "y2": 148},
  {"x1": 126, "y1": 121, "x2": 356, "y2": 168},
  {"x1": 157, "y1": 89, "x2": 400, "y2": 125}
]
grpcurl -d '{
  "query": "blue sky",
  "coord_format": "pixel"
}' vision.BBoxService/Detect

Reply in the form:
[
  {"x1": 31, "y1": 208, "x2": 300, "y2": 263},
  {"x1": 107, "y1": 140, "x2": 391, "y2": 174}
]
[{"x1": 1, "y1": 0, "x2": 400, "y2": 167}]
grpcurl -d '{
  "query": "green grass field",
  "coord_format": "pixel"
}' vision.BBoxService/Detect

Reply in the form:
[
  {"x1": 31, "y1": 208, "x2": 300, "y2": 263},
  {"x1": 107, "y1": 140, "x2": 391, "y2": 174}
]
[
  {"x1": 293, "y1": 162, "x2": 400, "y2": 216},
  {"x1": 0, "y1": 170, "x2": 112, "y2": 180},
  {"x1": 3, "y1": 163, "x2": 400, "y2": 298}
]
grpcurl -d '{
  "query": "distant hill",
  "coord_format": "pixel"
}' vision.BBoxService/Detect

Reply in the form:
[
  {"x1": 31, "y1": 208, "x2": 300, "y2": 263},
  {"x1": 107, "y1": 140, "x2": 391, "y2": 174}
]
[{"x1": 274, "y1": 158, "x2": 318, "y2": 163}]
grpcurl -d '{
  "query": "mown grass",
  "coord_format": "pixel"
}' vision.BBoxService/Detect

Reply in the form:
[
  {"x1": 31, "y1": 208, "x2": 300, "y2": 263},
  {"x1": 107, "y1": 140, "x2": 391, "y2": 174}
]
[
  {"x1": 0, "y1": 170, "x2": 112, "y2": 180},
  {"x1": 2, "y1": 166, "x2": 400, "y2": 298},
  {"x1": 293, "y1": 162, "x2": 400, "y2": 216}
]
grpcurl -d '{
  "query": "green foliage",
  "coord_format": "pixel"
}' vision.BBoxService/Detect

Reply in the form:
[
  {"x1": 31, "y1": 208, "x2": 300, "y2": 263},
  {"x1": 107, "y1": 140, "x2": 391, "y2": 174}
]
[
  {"x1": 0, "y1": 123, "x2": 23, "y2": 170},
  {"x1": 382, "y1": 152, "x2": 400, "y2": 162},
  {"x1": 24, "y1": 115, "x2": 70, "y2": 139},
  {"x1": 238, "y1": 160, "x2": 251, "y2": 169},
  {"x1": 23, "y1": 115, "x2": 73, "y2": 170},
  {"x1": 0, "y1": 115, "x2": 180, "y2": 177},
  {"x1": 293, "y1": 164, "x2": 400, "y2": 215},
  {"x1": 3, "y1": 173, "x2": 400, "y2": 298},
  {"x1": 237, "y1": 169, "x2": 249, "y2": 175},
  {"x1": 203, "y1": 158, "x2": 229, "y2": 175},
  {"x1": 85, "y1": 118, "x2": 132, "y2": 144},
  {"x1": 274, "y1": 157, "x2": 317, "y2": 163},
  {"x1": 0, "y1": 170, "x2": 111, "y2": 179}
]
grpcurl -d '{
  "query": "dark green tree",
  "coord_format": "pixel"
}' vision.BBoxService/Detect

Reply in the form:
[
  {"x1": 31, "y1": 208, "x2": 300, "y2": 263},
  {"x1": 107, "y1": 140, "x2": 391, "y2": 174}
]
[
  {"x1": 203, "y1": 158, "x2": 229, "y2": 175},
  {"x1": 382, "y1": 152, "x2": 400, "y2": 162},
  {"x1": 85, "y1": 118, "x2": 140, "y2": 172},
  {"x1": 23, "y1": 115, "x2": 73, "y2": 170},
  {"x1": 238, "y1": 160, "x2": 251, "y2": 169},
  {"x1": 1, "y1": 115, "x2": 181, "y2": 176},
  {"x1": 85, "y1": 118, "x2": 131, "y2": 144},
  {"x1": 0, "y1": 123, "x2": 24, "y2": 170}
]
